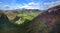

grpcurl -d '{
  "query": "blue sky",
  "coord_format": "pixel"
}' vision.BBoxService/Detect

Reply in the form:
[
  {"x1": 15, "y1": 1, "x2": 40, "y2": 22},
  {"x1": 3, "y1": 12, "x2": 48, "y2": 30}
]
[{"x1": 0, "y1": 0, "x2": 60, "y2": 10}]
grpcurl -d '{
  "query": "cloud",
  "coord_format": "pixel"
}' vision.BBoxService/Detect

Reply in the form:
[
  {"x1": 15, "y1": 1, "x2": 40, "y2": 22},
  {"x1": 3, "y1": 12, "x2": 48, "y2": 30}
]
[
  {"x1": 4, "y1": 5, "x2": 10, "y2": 8},
  {"x1": 2, "y1": 4, "x2": 23, "y2": 10},
  {"x1": 2, "y1": 0, "x2": 60, "y2": 10},
  {"x1": 9, "y1": 2, "x2": 40, "y2": 9},
  {"x1": 0, "y1": 0, "x2": 40, "y2": 10},
  {"x1": 43, "y1": 0, "x2": 60, "y2": 9},
  {"x1": 28, "y1": 2, "x2": 40, "y2": 6},
  {"x1": 18, "y1": 0, "x2": 60, "y2": 10},
  {"x1": 0, "y1": 2, "x2": 2, "y2": 4},
  {"x1": 20, "y1": 2, "x2": 40, "y2": 9}
]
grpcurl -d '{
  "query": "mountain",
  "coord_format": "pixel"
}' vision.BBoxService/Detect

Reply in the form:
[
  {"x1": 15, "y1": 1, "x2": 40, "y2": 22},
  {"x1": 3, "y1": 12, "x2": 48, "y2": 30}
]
[
  {"x1": 0, "y1": 5, "x2": 60, "y2": 33},
  {"x1": 0, "y1": 10, "x2": 18, "y2": 33},
  {"x1": 4, "y1": 8, "x2": 41, "y2": 12},
  {"x1": 0, "y1": 10, "x2": 10, "y2": 24},
  {"x1": 42, "y1": 5, "x2": 60, "y2": 33},
  {"x1": 26, "y1": 5, "x2": 60, "y2": 33}
]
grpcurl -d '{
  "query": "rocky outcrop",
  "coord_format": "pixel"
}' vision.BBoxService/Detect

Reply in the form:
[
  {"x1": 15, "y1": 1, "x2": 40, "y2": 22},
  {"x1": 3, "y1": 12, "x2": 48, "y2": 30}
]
[
  {"x1": 41, "y1": 5, "x2": 60, "y2": 33},
  {"x1": 25, "y1": 5, "x2": 60, "y2": 33}
]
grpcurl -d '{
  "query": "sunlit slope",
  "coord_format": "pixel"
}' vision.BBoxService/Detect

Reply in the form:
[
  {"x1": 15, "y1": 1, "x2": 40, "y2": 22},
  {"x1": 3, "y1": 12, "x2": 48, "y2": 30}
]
[{"x1": 5, "y1": 11, "x2": 38, "y2": 24}]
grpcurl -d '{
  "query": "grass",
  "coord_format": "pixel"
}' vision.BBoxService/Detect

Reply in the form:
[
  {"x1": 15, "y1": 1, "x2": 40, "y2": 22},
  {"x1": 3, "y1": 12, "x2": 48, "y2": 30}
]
[
  {"x1": 8, "y1": 11, "x2": 38, "y2": 25},
  {"x1": 16, "y1": 12, "x2": 38, "y2": 24}
]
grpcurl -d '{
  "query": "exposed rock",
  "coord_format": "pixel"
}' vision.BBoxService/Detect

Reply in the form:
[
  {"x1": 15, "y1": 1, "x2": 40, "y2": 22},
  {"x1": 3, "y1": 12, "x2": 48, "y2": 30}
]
[{"x1": 26, "y1": 5, "x2": 60, "y2": 33}]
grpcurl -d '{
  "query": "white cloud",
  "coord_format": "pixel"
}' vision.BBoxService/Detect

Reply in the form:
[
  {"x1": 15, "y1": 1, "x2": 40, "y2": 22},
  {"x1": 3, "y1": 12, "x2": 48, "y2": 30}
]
[
  {"x1": 28, "y1": 2, "x2": 35, "y2": 6},
  {"x1": 19, "y1": 0, "x2": 60, "y2": 10},
  {"x1": 20, "y1": 2, "x2": 40, "y2": 9},
  {"x1": 9, "y1": 2, "x2": 40, "y2": 10},
  {"x1": 28, "y1": 2, "x2": 40, "y2": 6},
  {"x1": 43, "y1": 0, "x2": 60, "y2": 9}
]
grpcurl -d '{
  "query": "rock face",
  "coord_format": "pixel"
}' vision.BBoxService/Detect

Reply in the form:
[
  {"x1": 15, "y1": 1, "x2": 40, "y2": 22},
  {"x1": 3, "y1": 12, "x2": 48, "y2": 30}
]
[
  {"x1": 25, "y1": 5, "x2": 60, "y2": 33},
  {"x1": 41, "y1": 5, "x2": 60, "y2": 33}
]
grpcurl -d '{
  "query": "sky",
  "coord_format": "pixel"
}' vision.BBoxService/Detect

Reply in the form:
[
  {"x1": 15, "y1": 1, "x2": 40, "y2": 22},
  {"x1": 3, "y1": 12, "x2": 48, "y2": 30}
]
[{"x1": 0, "y1": 0, "x2": 60, "y2": 10}]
